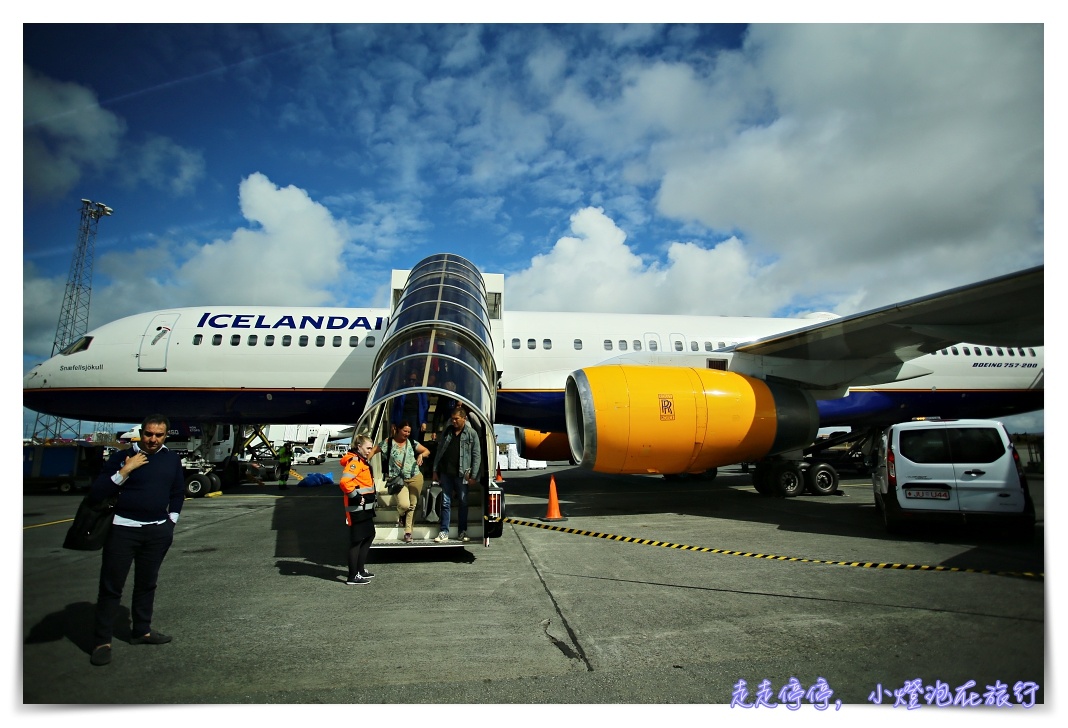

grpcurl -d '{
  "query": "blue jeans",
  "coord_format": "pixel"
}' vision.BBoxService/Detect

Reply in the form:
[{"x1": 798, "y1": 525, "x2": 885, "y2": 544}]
[{"x1": 438, "y1": 473, "x2": 468, "y2": 533}]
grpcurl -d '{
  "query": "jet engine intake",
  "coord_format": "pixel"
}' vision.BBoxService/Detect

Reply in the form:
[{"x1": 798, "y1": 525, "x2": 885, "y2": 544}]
[
  {"x1": 564, "y1": 366, "x2": 818, "y2": 474},
  {"x1": 514, "y1": 428, "x2": 574, "y2": 463}
]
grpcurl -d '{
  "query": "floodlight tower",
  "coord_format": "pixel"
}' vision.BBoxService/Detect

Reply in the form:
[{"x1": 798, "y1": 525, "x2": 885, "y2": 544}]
[{"x1": 32, "y1": 199, "x2": 112, "y2": 442}]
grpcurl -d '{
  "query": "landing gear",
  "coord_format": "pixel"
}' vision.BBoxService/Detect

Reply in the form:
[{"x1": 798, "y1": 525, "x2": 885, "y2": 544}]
[
  {"x1": 770, "y1": 462, "x2": 805, "y2": 497},
  {"x1": 805, "y1": 462, "x2": 839, "y2": 496},
  {"x1": 185, "y1": 473, "x2": 212, "y2": 498}
]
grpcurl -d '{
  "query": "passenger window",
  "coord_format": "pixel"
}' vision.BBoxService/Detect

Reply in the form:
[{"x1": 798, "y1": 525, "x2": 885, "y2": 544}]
[
  {"x1": 899, "y1": 430, "x2": 950, "y2": 464},
  {"x1": 718, "y1": 341, "x2": 726, "y2": 349},
  {"x1": 947, "y1": 428, "x2": 1005, "y2": 463},
  {"x1": 248, "y1": 335, "x2": 258, "y2": 346},
  {"x1": 333, "y1": 336, "x2": 342, "y2": 347},
  {"x1": 674, "y1": 340, "x2": 683, "y2": 352},
  {"x1": 543, "y1": 339, "x2": 552, "y2": 350},
  {"x1": 962, "y1": 347, "x2": 971, "y2": 355},
  {"x1": 527, "y1": 339, "x2": 536, "y2": 349},
  {"x1": 282, "y1": 335, "x2": 292, "y2": 347},
  {"x1": 230, "y1": 335, "x2": 241, "y2": 346},
  {"x1": 690, "y1": 341, "x2": 699, "y2": 351},
  {"x1": 365, "y1": 336, "x2": 376, "y2": 347},
  {"x1": 299, "y1": 336, "x2": 309, "y2": 347},
  {"x1": 705, "y1": 342, "x2": 713, "y2": 352},
  {"x1": 265, "y1": 335, "x2": 275, "y2": 347},
  {"x1": 212, "y1": 334, "x2": 222, "y2": 346},
  {"x1": 349, "y1": 336, "x2": 359, "y2": 347},
  {"x1": 1027, "y1": 348, "x2": 1036, "y2": 356},
  {"x1": 573, "y1": 339, "x2": 583, "y2": 350},
  {"x1": 604, "y1": 340, "x2": 613, "y2": 351},
  {"x1": 996, "y1": 348, "x2": 1004, "y2": 356},
  {"x1": 1008, "y1": 348, "x2": 1015, "y2": 356},
  {"x1": 950, "y1": 347, "x2": 959, "y2": 355},
  {"x1": 633, "y1": 340, "x2": 641, "y2": 351},
  {"x1": 648, "y1": 340, "x2": 658, "y2": 352},
  {"x1": 512, "y1": 338, "x2": 520, "y2": 349},
  {"x1": 193, "y1": 334, "x2": 203, "y2": 345},
  {"x1": 315, "y1": 336, "x2": 326, "y2": 347},
  {"x1": 619, "y1": 340, "x2": 628, "y2": 351},
  {"x1": 985, "y1": 347, "x2": 993, "y2": 355}
]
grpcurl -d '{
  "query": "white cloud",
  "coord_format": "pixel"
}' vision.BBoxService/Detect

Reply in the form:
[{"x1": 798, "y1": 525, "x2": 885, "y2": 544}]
[
  {"x1": 122, "y1": 135, "x2": 206, "y2": 196},
  {"x1": 506, "y1": 206, "x2": 782, "y2": 316},
  {"x1": 22, "y1": 65, "x2": 125, "y2": 200},
  {"x1": 653, "y1": 25, "x2": 1043, "y2": 311}
]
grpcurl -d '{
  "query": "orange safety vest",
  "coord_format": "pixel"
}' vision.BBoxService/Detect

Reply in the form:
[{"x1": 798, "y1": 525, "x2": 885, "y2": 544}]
[{"x1": 339, "y1": 453, "x2": 375, "y2": 525}]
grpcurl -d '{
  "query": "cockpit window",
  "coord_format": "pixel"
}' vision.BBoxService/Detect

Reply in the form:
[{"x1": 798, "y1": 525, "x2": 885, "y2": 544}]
[{"x1": 59, "y1": 337, "x2": 92, "y2": 355}]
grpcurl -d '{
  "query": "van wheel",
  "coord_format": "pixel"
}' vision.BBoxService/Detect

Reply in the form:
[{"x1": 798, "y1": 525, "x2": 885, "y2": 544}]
[
  {"x1": 879, "y1": 499, "x2": 901, "y2": 534},
  {"x1": 308, "y1": 457, "x2": 319, "y2": 466},
  {"x1": 771, "y1": 463, "x2": 805, "y2": 497},
  {"x1": 185, "y1": 474, "x2": 211, "y2": 498},
  {"x1": 58, "y1": 480, "x2": 74, "y2": 494},
  {"x1": 805, "y1": 463, "x2": 839, "y2": 495}
]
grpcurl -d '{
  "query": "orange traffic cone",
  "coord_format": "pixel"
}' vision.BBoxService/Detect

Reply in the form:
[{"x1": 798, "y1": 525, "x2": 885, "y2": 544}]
[
  {"x1": 540, "y1": 475, "x2": 567, "y2": 522},
  {"x1": 495, "y1": 465, "x2": 505, "y2": 483}
]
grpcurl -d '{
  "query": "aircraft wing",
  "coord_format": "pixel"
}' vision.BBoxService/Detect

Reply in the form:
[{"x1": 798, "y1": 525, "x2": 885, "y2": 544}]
[{"x1": 729, "y1": 265, "x2": 1043, "y2": 392}]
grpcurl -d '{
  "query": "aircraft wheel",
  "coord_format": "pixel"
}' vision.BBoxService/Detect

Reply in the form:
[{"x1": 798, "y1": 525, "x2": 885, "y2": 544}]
[
  {"x1": 771, "y1": 462, "x2": 805, "y2": 498},
  {"x1": 185, "y1": 474, "x2": 211, "y2": 498},
  {"x1": 752, "y1": 464, "x2": 772, "y2": 495},
  {"x1": 805, "y1": 462, "x2": 839, "y2": 495},
  {"x1": 207, "y1": 472, "x2": 223, "y2": 492}
]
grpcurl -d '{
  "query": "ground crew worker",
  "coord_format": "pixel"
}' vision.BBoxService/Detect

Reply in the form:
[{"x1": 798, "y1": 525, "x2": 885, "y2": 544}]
[
  {"x1": 339, "y1": 435, "x2": 377, "y2": 585},
  {"x1": 277, "y1": 443, "x2": 293, "y2": 490}
]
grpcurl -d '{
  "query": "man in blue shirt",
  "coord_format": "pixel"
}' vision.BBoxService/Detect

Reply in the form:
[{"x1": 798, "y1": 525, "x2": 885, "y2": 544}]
[{"x1": 88, "y1": 414, "x2": 185, "y2": 666}]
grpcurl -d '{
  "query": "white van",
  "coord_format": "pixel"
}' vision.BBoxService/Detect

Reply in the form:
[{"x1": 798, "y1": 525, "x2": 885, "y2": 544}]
[{"x1": 872, "y1": 418, "x2": 1035, "y2": 537}]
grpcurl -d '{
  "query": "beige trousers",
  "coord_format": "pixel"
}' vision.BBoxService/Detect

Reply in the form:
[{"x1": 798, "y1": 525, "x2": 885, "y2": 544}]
[{"x1": 396, "y1": 472, "x2": 424, "y2": 533}]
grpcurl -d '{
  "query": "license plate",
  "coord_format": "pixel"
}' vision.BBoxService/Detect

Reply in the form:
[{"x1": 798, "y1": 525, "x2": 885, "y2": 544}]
[{"x1": 905, "y1": 489, "x2": 950, "y2": 500}]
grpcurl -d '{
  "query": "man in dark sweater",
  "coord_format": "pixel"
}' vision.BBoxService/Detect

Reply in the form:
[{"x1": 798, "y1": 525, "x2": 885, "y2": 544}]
[{"x1": 88, "y1": 413, "x2": 185, "y2": 666}]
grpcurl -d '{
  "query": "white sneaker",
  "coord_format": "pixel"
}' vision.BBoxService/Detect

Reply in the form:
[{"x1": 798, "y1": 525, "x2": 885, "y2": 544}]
[
  {"x1": 434, "y1": 531, "x2": 449, "y2": 543},
  {"x1": 459, "y1": 531, "x2": 470, "y2": 542}
]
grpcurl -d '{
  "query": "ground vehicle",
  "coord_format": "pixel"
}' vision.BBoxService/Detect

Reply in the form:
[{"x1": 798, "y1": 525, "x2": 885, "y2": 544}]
[
  {"x1": 23, "y1": 443, "x2": 106, "y2": 493},
  {"x1": 290, "y1": 445, "x2": 323, "y2": 465},
  {"x1": 871, "y1": 418, "x2": 1035, "y2": 536},
  {"x1": 325, "y1": 443, "x2": 348, "y2": 458}
]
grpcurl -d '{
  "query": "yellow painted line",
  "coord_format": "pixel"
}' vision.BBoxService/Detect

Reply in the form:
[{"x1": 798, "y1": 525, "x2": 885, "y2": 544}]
[{"x1": 503, "y1": 517, "x2": 1044, "y2": 580}]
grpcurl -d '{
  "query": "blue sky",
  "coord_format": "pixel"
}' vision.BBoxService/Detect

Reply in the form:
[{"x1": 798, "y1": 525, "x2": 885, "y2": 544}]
[{"x1": 20, "y1": 20, "x2": 1047, "y2": 435}]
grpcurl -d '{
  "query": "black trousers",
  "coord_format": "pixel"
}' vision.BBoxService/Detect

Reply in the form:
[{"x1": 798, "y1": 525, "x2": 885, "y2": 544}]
[
  {"x1": 347, "y1": 517, "x2": 375, "y2": 578},
  {"x1": 93, "y1": 522, "x2": 174, "y2": 644}
]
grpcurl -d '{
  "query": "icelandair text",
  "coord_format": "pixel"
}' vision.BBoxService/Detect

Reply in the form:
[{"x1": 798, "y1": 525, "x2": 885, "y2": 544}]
[{"x1": 195, "y1": 312, "x2": 386, "y2": 331}]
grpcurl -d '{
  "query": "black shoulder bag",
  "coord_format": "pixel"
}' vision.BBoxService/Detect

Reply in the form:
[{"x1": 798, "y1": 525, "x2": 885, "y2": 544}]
[{"x1": 385, "y1": 439, "x2": 409, "y2": 495}]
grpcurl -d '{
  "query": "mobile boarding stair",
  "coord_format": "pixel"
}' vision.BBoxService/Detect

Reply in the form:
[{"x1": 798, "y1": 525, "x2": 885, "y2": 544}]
[{"x1": 357, "y1": 254, "x2": 505, "y2": 547}]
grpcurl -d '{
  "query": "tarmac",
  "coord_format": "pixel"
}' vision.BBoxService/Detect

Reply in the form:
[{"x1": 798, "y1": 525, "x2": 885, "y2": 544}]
[{"x1": 21, "y1": 461, "x2": 1048, "y2": 715}]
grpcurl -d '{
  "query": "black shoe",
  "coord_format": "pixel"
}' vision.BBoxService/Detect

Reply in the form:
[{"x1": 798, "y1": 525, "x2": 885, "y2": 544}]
[
  {"x1": 90, "y1": 644, "x2": 112, "y2": 666},
  {"x1": 358, "y1": 570, "x2": 375, "y2": 579},
  {"x1": 345, "y1": 576, "x2": 370, "y2": 585},
  {"x1": 131, "y1": 631, "x2": 172, "y2": 645}
]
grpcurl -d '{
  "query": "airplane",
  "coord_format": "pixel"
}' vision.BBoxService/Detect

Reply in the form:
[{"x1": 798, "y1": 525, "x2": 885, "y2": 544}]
[{"x1": 23, "y1": 254, "x2": 1043, "y2": 498}]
